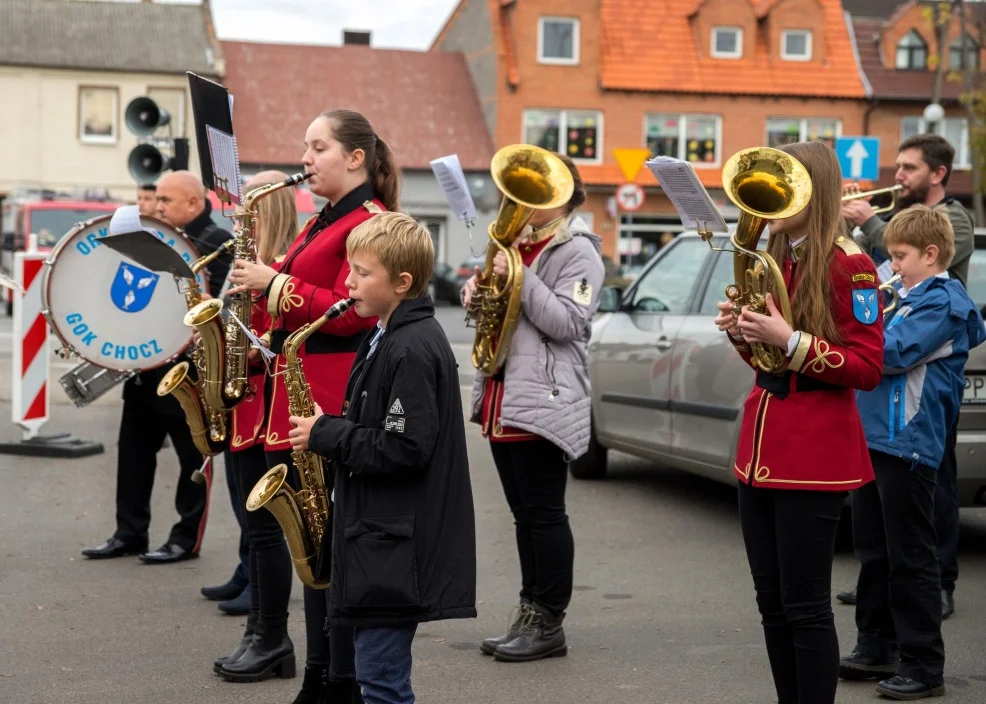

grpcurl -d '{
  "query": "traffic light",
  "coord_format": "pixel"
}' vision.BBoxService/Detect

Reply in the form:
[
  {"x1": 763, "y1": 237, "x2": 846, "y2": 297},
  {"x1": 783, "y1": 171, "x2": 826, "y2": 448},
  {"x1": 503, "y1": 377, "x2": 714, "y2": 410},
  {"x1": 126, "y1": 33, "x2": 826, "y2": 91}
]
[{"x1": 125, "y1": 96, "x2": 189, "y2": 182}]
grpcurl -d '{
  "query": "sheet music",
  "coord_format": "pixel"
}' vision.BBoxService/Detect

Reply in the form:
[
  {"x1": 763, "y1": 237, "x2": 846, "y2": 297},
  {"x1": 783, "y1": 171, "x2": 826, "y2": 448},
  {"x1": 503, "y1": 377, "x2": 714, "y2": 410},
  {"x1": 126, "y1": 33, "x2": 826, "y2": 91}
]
[
  {"x1": 646, "y1": 156, "x2": 728, "y2": 233},
  {"x1": 206, "y1": 125, "x2": 243, "y2": 205},
  {"x1": 109, "y1": 204, "x2": 159, "y2": 238},
  {"x1": 430, "y1": 154, "x2": 477, "y2": 225},
  {"x1": 228, "y1": 310, "x2": 276, "y2": 362}
]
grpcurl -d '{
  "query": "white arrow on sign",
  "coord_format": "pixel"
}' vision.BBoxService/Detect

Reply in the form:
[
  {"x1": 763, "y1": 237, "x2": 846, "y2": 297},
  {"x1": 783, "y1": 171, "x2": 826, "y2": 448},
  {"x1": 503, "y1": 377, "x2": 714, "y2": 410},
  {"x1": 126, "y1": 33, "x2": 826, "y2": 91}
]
[{"x1": 846, "y1": 139, "x2": 869, "y2": 179}]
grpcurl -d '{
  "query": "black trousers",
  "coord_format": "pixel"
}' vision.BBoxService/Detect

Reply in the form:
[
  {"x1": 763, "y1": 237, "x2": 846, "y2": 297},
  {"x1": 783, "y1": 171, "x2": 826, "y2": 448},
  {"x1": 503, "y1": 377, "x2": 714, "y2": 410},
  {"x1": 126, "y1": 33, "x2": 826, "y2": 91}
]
[
  {"x1": 265, "y1": 448, "x2": 355, "y2": 678},
  {"x1": 114, "y1": 396, "x2": 209, "y2": 552},
  {"x1": 231, "y1": 446, "x2": 292, "y2": 633},
  {"x1": 222, "y1": 449, "x2": 250, "y2": 588},
  {"x1": 853, "y1": 452, "x2": 944, "y2": 686},
  {"x1": 490, "y1": 438, "x2": 574, "y2": 615},
  {"x1": 934, "y1": 419, "x2": 959, "y2": 594},
  {"x1": 737, "y1": 481, "x2": 846, "y2": 704}
]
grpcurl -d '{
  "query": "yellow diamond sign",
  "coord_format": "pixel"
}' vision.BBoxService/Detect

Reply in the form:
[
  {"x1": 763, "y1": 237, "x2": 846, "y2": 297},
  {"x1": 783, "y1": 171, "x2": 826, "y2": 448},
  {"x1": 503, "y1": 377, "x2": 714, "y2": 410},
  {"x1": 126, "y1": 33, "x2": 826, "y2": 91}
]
[{"x1": 613, "y1": 148, "x2": 652, "y2": 183}]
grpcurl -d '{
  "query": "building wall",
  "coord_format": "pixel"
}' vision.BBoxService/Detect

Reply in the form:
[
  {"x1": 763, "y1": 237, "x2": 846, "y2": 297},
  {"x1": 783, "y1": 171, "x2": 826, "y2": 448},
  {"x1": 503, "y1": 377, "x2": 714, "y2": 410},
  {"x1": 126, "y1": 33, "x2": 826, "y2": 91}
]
[
  {"x1": 0, "y1": 66, "x2": 199, "y2": 200},
  {"x1": 434, "y1": 0, "x2": 499, "y2": 136}
]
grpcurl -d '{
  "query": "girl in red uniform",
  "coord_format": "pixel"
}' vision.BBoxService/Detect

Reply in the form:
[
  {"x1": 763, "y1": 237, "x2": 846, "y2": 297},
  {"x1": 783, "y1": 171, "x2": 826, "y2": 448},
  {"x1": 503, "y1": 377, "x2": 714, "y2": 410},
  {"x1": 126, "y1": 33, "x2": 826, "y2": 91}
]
[
  {"x1": 229, "y1": 110, "x2": 397, "y2": 704},
  {"x1": 213, "y1": 171, "x2": 299, "y2": 684},
  {"x1": 713, "y1": 141, "x2": 883, "y2": 704}
]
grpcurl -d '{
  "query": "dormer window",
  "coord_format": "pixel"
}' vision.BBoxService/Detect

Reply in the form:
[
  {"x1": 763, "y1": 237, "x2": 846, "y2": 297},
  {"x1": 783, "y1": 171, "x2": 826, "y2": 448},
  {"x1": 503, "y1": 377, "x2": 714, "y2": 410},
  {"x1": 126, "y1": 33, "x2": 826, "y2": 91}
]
[
  {"x1": 781, "y1": 30, "x2": 812, "y2": 61},
  {"x1": 712, "y1": 27, "x2": 743, "y2": 59},
  {"x1": 538, "y1": 17, "x2": 580, "y2": 65},
  {"x1": 950, "y1": 34, "x2": 978, "y2": 70},
  {"x1": 895, "y1": 30, "x2": 927, "y2": 70}
]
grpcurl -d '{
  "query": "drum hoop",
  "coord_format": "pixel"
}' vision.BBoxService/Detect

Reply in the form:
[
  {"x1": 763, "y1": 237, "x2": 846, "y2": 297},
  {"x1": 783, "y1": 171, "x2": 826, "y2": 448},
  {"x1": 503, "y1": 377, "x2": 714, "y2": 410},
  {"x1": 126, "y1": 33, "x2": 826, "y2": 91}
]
[{"x1": 43, "y1": 213, "x2": 202, "y2": 373}]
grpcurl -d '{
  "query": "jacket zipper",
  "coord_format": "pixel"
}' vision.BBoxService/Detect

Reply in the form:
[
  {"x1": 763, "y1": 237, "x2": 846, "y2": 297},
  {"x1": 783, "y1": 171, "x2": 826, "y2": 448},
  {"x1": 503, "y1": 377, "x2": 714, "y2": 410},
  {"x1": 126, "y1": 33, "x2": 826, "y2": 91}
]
[
  {"x1": 748, "y1": 390, "x2": 770, "y2": 484},
  {"x1": 542, "y1": 336, "x2": 559, "y2": 400},
  {"x1": 889, "y1": 377, "x2": 904, "y2": 440}
]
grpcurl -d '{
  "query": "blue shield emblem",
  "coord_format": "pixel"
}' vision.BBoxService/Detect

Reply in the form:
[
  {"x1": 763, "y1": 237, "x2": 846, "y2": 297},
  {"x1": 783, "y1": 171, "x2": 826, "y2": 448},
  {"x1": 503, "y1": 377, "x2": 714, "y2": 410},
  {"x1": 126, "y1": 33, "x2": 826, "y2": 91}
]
[
  {"x1": 852, "y1": 288, "x2": 879, "y2": 325},
  {"x1": 110, "y1": 263, "x2": 159, "y2": 313}
]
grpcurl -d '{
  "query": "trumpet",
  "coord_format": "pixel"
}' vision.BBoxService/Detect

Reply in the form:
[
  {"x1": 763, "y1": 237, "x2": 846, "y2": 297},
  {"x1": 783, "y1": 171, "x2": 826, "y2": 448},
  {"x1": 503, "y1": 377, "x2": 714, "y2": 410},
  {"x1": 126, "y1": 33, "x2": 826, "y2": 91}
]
[
  {"x1": 842, "y1": 184, "x2": 903, "y2": 215},
  {"x1": 879, "y1": 273, "x2": 902, "y2": 315}
]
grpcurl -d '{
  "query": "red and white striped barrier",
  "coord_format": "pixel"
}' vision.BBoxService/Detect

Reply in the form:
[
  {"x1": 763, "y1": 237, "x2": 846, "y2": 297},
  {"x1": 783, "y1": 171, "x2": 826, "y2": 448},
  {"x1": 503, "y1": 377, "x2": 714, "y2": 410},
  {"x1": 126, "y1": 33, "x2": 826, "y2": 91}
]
[{"x1": 11, "y1": 234, "x2": 49, "y2": 439}]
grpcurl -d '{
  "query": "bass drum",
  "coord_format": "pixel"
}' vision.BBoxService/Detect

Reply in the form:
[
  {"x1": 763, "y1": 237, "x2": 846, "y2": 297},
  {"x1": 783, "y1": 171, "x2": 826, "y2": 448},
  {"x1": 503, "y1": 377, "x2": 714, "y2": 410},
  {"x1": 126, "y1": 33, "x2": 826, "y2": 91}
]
[{"x1": 43, "y1": 214, "x2": 205, "y2": 372}]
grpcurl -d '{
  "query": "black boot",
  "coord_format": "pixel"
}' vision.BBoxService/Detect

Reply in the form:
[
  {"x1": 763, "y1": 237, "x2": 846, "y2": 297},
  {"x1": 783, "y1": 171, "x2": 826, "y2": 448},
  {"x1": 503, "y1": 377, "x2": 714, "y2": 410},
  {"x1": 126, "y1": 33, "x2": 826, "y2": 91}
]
[
  {"x1": 493, "y1": 602, "x2": 567, "y2": 662},
  {"x1": 324, "y1": 676, "x2": 362, "y2": 703},
  {"x1": 481, "y1": 599, "x2": 532, "y2": 655},
  {"x1": 213, "y1": 614, "x2": 256, "y2": 674},
  {"x1": 290, "y1": 666, "x2": 325, "y2": 704},
  {"x1": 218, "y1": 620, "x2": 295, "y2": 683}
]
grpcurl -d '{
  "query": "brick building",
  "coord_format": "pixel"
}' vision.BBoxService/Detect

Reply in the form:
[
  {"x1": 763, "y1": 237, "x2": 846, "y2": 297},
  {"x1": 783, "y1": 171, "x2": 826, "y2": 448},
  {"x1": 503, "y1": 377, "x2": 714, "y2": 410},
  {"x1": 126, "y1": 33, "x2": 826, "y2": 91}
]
[{"x1": 433, "y1": 0, "x2": 870, "y2": 266}]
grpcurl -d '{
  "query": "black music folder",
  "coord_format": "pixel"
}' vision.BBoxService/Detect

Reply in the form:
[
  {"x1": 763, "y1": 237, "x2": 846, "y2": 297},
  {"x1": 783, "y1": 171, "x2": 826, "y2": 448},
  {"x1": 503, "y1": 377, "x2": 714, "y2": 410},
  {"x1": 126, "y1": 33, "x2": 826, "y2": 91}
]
[{"x1": 187, "y1": 71, "x2": 241, "y2": 204}]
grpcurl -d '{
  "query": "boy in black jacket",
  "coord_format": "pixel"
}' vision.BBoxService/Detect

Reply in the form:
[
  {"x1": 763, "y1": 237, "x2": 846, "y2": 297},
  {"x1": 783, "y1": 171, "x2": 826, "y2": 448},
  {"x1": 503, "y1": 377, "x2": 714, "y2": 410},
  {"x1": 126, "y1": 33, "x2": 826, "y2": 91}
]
[{"x1": 288, "y1": 212, "x2": 477, "y2": 704}]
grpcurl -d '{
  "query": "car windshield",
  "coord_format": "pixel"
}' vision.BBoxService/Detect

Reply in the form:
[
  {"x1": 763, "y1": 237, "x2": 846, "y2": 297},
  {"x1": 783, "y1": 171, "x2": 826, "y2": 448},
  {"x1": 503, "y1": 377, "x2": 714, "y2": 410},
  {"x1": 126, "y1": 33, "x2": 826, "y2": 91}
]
[{"x1": 28, "y1": 209, "x2": 113, "y2": 247}]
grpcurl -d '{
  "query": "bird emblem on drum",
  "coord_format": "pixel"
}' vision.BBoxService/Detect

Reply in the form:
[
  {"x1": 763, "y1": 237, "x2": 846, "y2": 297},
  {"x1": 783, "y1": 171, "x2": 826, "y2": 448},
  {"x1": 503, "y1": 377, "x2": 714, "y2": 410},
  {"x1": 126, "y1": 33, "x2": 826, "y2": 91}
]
[{"x1": 110, "y1": 262, "x2": 159, "y2": 313}]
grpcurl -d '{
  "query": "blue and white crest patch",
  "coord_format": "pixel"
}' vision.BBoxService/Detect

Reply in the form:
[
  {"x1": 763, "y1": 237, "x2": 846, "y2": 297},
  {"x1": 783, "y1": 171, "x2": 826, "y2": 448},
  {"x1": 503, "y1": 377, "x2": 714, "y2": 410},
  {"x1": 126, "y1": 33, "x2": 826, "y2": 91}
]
[
  {"x1": 852, "y1": 288, "x2": 879, "y2": 325},
  {"x1": 110, "y1": 262, "x2": 159, "y2": 313}
]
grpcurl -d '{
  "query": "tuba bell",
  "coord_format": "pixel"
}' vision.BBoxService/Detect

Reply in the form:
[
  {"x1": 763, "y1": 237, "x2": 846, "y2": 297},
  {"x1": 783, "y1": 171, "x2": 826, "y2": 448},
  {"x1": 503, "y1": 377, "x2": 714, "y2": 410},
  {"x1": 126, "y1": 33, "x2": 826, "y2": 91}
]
[
  {"x1": 467, "y1": 144, "x2": 574, "y2": 374},
  {"x1": 721, "y1": 146, "x2": 813, "y2": 373}
]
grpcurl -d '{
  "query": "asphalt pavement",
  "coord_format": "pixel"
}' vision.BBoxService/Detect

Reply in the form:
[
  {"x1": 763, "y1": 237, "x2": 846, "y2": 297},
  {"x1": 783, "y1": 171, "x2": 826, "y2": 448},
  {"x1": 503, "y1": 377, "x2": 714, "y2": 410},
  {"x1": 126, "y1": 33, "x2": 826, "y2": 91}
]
[{"x1": 1, "y1": 307, "x2": 985, "y2": 703}]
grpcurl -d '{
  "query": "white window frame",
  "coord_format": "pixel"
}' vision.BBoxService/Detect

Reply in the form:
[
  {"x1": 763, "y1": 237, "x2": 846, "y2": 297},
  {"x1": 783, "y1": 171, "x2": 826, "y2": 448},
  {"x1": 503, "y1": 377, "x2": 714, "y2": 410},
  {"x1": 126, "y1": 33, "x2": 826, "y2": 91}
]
[
  {"x1": 643, "y1": 113, "x2": 723, "y2": 168},
  {"x1": 537, "y1": 16, "x2": 580, "y2": 66},
  {"x1": 900, "y1": 116, "x2": 971, "y2": 169},
  {"x1": 78, "y1": 86, "x2": 118, "y2": 145},
  {"x1": 522, "y1": 108, "x2": 604, "y2": 165},
  {"x1": 781, "y1": 29, "x2": 813, "y2": 61},
  {"x1": 711, "y1": 27, "x2": 743, "y2": 59},
  {"x1": 765, "y1": 117, "x2": 842, "y2": 145}
]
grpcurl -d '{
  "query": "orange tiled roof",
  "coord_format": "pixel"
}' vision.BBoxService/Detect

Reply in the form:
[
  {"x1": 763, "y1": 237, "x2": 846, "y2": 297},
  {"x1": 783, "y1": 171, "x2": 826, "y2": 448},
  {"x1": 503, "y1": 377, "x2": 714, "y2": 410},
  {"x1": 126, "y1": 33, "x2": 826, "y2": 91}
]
[
  {"x1": 579, "y1": 164, "x2": 724, "y2": 189},
  {"x1": 600, "y1": 0, "x2": 868, "y2": 98}
]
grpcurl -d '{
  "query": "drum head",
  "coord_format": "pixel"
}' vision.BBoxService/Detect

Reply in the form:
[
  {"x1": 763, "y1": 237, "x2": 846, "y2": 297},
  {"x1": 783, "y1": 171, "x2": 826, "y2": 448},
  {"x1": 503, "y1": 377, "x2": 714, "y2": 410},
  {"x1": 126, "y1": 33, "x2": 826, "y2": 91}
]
[{"x1": 44, "y1": 214, "x2": 206, "y2": 371}]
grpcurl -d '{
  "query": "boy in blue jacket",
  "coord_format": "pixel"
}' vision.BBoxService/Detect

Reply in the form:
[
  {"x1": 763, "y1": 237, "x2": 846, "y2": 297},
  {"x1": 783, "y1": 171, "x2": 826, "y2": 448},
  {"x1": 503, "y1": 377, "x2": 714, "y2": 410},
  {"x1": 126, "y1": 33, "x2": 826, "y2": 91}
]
[{"x1": 839, "y1": 205, "x2": 985, "y2": 700}]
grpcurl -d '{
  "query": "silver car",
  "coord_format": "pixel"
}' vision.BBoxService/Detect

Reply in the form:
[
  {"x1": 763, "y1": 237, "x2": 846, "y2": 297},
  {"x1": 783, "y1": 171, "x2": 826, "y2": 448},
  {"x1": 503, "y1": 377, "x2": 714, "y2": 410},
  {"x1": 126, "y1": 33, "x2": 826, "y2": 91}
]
[{"x1": 574, "y1": 230, "x2": 986, "y2": 508}]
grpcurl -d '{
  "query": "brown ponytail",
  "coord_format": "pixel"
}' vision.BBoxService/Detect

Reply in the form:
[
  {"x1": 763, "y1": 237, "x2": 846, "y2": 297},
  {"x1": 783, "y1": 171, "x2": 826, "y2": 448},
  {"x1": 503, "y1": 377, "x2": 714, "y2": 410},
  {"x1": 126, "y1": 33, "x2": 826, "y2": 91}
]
[{"x1": 320, "y1": 109, "x2": 402, "y2": 211}]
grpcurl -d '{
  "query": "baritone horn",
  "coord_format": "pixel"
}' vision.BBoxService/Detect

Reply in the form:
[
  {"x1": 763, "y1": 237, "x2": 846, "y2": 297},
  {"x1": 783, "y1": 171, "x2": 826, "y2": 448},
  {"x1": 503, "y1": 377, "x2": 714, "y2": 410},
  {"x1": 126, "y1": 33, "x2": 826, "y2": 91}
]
[
  {"x1": 879, "y1": 273, "x2": 902, "y2": 314},
  {"x1": 842, "y1": 184, "x2": 903, "y2": 215},
  {"x1": 721, "y1": 146, "x2": 813, "y2": 373}
]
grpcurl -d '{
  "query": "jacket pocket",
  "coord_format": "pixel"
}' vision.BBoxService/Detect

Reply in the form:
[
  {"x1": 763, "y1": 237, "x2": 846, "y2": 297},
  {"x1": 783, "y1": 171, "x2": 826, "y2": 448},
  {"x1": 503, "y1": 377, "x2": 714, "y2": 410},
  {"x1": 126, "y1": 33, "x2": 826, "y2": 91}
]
[{"x1": 342, "y1": 514, "x2": 420, "y2": 612}]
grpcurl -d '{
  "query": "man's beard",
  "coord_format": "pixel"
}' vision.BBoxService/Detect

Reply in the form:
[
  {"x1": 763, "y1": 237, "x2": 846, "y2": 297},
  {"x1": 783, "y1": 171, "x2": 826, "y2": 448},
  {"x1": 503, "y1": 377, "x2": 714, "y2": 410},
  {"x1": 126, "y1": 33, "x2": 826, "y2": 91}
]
[{"x1": 897, "y1": 181, "x2": 931, "y2": 209}]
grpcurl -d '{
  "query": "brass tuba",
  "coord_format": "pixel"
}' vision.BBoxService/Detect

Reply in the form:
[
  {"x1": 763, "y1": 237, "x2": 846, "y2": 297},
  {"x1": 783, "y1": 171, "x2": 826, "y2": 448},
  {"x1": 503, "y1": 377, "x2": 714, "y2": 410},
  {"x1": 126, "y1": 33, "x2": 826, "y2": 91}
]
[
  {"x1": 156, "y1": 240, "x2": 235, "y2": 456},
  {"x1": 721, "y1": 146, "x2": 813, "y2": 373},
  {"x1": 467, "y1": 144, "x2": 574, "y2": 374},
  {"x1": 185, "y1": 172, "x2": 311, "y2": 411},
  {"x1": 246, "y1": 298, "x2": 354, "y2": 589}
]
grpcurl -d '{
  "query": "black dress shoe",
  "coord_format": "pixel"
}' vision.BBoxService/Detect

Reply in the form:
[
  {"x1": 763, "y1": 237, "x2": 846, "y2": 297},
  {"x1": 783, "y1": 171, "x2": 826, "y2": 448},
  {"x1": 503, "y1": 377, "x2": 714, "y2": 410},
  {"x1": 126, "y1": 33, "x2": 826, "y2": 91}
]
[
  {"x1": 219, "y1": 626, "x2": 295, "y2": 682},
  {"x1": 217, "y1": 586, "x2": 251, "y2": 615},
  {"x1": 839, "y1": 647, "x2": 899, "y2": 680},
  {"x1": 81, "y1": 537, "x2": 147, "y2": 559},
  {"x1": 876, "y1": 674, "x2": 945, "y2": 700},
  {"x1": 481, "y1": 599, "x2": 532, "y2": 655},
  {"x1": 138, "y1": 543, "x2": 198, "y2": 564},
  {"x1": 941, "y1": 590, "x2": 955, "y2": 620},
  {"x1": 836, "y1": 588, "x2": 857, "y2": 605},
  {"x1": 493, "y1": 603, "x2": 567, "y2": 662},
  {"x1": 201, "y1": 578, "x2": 246, "y2": 602}
]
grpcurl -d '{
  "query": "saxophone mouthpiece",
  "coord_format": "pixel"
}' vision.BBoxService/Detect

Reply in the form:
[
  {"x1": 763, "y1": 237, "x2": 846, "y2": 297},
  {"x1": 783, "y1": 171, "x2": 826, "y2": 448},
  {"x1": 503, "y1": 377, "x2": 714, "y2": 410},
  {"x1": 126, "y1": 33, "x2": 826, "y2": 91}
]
[
  {"x1": 287, "y1": 172, "x2": 313, "y2": 186},
  {"x1": 325, "y1": 298, "x2": 355, "y2": 320}
]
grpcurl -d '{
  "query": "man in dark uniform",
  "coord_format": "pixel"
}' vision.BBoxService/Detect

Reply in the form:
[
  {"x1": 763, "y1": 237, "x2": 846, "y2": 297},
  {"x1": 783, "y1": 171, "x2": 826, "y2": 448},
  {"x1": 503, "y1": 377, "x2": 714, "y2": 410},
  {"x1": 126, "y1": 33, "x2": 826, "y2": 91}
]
[{"x1": 82, "y1": 171, "x2": 232, "y2": 564}]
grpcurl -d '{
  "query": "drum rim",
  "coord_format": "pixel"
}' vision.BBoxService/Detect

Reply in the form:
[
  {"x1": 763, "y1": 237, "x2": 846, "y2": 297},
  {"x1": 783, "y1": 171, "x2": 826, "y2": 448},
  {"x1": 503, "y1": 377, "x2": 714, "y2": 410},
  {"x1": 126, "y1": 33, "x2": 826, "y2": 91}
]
[{"x1": 43, "y1": 213, "x2": 202, "y2": 373}]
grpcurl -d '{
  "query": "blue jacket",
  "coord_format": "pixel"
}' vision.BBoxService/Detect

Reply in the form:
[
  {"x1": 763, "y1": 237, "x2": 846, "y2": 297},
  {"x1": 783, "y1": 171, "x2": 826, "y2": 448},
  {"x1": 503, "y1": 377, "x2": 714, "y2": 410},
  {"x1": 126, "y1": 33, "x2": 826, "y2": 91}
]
[{"x1": 857, "y1": 276, "x2": 986, "y2": 469}]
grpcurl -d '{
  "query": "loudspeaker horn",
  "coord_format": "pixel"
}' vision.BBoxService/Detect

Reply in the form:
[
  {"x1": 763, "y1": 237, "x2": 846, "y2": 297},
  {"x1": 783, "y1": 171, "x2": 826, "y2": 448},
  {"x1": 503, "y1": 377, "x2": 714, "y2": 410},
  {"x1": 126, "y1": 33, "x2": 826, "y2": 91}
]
[{"x1": 125, "y1": 97, "x2": 171, "y2": 137}]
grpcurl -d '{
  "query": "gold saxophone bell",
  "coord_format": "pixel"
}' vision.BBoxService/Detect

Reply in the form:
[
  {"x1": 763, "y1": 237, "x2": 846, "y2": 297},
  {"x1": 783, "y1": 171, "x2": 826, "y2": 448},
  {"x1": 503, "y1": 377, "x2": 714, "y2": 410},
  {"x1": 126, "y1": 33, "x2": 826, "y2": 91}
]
[
  {"x1": 721, "y1": 146, "x2": 813, "y2": 373},
  {"x1": 467, "y1": 144, "x2": 574, "y2": 374},
  {"x1": 842, "y1": 184, "x2": 902, "y2": 215},
  {"x1": 879, "y1": 273, "x2": 902, "y2": 315},
  {"x1": 156, "y1": 361, "x2": 228, "y2": 456}
]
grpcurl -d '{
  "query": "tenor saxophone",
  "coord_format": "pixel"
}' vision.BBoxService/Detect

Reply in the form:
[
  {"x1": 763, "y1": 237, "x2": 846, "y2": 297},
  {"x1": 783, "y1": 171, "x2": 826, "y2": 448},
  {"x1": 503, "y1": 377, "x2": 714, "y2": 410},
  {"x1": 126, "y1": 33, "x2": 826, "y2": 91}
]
[
  {"x1": 157, "y1": 240, "x2": 234, "y2": 456},
  {"x1": 186, "y1": 172, "x2": 312, "y2": 411},
  {"x1": 246, "y1": 298, "x2": 355, "y2": 589}
]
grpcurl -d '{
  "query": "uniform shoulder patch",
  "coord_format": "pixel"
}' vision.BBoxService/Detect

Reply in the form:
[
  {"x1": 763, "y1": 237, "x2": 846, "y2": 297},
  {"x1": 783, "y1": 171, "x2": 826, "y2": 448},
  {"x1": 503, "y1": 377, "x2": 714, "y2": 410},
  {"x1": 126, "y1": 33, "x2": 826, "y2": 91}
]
[
  {"x1": 852, "y1": 288, "x2": 879, "y2": 325},
  {"x1": 851, "y1": 272, "x2": 876, "y2": 283},
  {"x1": 363, "y1": 200, "x2": 383, "y2": 214},
  {"x1": 388, "y1": 398, "x2": 404, "y2": 415},
  {"x1": 834, "y1": 235, "x2": 864, "y2": 257},
  {"x1": 573, "y1": 278, "x2": 592, "y2": 305}
]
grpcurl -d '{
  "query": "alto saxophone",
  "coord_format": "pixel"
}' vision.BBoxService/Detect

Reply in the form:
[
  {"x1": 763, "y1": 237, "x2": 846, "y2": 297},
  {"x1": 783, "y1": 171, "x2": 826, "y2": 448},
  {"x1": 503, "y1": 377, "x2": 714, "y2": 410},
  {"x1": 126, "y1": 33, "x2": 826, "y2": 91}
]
[
  {"x1": 157, "y1": 240, "x2": 235, "y2": 456},
  {"x1": 186, "y1": 172, "x2": 312, "y2": 411},
  {"x1": 246, "y1": 298, "x2": 355, "y2": 589}
]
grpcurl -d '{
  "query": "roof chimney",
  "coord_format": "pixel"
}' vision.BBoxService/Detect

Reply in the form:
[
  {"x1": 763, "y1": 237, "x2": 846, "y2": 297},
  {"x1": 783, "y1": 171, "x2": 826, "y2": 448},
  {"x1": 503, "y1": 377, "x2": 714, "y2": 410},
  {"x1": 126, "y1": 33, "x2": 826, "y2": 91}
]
[{"x1": 343, "y1": 30, "x2": 372, "y2": 46}]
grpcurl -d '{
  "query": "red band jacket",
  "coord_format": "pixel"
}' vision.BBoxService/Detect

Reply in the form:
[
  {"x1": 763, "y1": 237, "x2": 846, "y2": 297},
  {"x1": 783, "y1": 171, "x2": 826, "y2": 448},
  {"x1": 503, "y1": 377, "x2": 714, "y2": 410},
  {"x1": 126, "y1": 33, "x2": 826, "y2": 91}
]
[
  {"x1": 229, "y1": 298, "x2": 273, "y2": 453},
  {"x1": 258, "y1": 184, "x2": 383, "y2": 450},
  {"x1": 729, "y1": 236, "x2": 884, "y2": 491}
]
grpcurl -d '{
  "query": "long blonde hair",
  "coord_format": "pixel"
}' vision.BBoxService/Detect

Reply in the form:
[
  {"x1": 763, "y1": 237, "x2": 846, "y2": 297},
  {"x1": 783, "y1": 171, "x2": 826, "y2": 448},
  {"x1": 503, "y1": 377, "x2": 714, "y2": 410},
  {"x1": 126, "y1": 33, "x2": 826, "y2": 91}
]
[
  {"x1": 242, "y1": 170, "x2": 299, "y2": 265},
  {"x1": 764, "y1": 141, "x2": 846, "y2": 345}
]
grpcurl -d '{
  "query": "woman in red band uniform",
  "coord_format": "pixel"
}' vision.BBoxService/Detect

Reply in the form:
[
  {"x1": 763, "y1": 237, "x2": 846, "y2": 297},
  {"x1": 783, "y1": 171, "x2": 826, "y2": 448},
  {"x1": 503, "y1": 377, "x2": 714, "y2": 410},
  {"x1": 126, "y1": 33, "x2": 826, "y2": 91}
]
[
  {"x1": 713, "y1": 141, "x2": 883, "y2": 704},
  {"x1": 213, "y1": 171, "x2": 299, "y2": 684},
  {"x1": 228, "y1": 109, "x2": 397, "y2": 704}
]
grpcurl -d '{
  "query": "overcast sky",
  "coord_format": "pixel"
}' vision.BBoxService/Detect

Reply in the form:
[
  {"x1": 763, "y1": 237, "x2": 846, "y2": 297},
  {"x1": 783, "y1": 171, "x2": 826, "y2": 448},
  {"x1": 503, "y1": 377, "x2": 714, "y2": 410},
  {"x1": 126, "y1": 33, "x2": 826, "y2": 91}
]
[{"x1": 158, "y1": 0, "x2": 460, "y2": 49}]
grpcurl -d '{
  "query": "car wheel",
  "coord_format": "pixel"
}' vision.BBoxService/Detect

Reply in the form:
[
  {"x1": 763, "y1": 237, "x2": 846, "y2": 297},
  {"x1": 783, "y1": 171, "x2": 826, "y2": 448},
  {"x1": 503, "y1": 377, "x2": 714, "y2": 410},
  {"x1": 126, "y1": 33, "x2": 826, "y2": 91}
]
[{"x1": 569, "y1": 414, "x2": 607, "y2": 480}]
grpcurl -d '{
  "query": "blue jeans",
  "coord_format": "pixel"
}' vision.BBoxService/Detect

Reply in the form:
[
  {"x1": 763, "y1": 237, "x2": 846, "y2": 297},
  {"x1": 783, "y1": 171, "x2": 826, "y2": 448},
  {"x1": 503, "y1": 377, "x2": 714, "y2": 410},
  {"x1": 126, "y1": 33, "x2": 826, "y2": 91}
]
[{"x1": 354, "y1": 626, "x2": 417, "y2": 704}]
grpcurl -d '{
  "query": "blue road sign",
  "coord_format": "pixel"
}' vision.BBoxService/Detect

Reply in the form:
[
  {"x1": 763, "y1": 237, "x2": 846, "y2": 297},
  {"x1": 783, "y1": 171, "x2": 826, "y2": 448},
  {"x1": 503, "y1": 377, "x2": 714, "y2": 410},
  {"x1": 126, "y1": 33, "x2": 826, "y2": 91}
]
[{"x1": 835, "y1": 137, "x2": 880, "y2": 181}]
